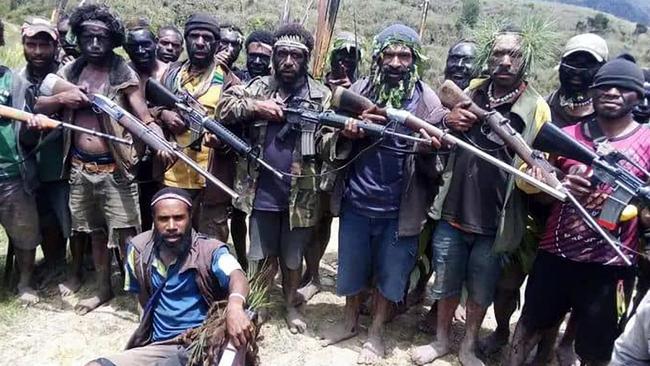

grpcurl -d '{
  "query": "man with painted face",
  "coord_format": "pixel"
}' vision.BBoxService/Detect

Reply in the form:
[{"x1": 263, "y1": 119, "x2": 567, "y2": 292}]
[
  {"x1": 548, "y1": 33, "x2": 608, "y2": 128},
  {"x1": 444, "y1": 40, "x2": 478, "y2": 90},
  {"x1": 215, "y1": 23, "x2": 244, "y2": 73},
  {"x1": 57, "y1": 14, "x2": 80, "y2": 65},
  {"x1": 218, "y1": 23, "x2": 329, "y2": 335},
  {"x1": 158, "y1": 14, "x2": 240, "y2": 242},
  {"x1": 124, "y1": 26, "x2": 170, "y2": 231},
  {"x1": 156, "y1": 25, "x2": 183, "y2": 64},
  {"x1": 506, "y1": 56, "x2": 650, "y2": 366},
  {"x1": 412, "y1": 27, "x2": 552, "y2": 366},
  {"x1": 319, "y1": 24, "x2": 445, "y2": 364},
  {"x1": 324, "y1": 31, "x2": 362, "y2": 89},
  {"x1": 236, "y1": 30, "x2": 273, "y2": 82},
  {"x1": 34, "y1": 4, "x2": 169, "y2": 315},
  {"x1": 85, "y1": 187, "x2": 252, "y2": 366},
  {"x1": 18, "y1": 17, "x2": 73, "y2": 287}
]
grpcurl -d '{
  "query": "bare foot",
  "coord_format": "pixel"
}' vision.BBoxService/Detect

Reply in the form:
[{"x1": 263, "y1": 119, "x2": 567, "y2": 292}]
[
  {"x1": 320, "y1": 322, "x2": 358, "y2": 347},
  {"x1": 479, "y1": 330, "x2": 509, "y2": 355},
  {"x1": 17, "y1": 286, "x2": 40, "y2": 305},
  {"x1": 58, "y1": 276, "x2": 82, "y2": 297},
  {"x1": 459, "y1": 342, "x2": 486, "y2": 366},
  {"x1": 286, "y1": 306, "x2": 307, "y2": 334},
  {"x1": 411, "y1": 341, "x2": 449, "y2": 365},
  {"x1": 357, "y1": 336, "x2": 385, "y2": 365},
  {"x1": 556, "y1": 343, "x2": 579, "y2": 366},
  {"x1": 297, "y1": 281, "x2": 321, "y2": 303},
  {"x1": 418, "y1": 306, "x2": 437, "y2": 334},
  {"x1": 74, "y1": 292, "x2": 113, "y2": 315},
  {"x1": 454, "y1": 305, "x2": 467, "y2": 322}
]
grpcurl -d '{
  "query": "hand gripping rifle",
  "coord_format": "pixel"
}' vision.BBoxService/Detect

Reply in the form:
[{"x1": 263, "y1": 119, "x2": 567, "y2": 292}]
[
  {"x1": 0, "y1": 104, "x2": 131, "y2": 145},
  {"x1": 330, "y1": 86, "x2": 569, "y2": 202},
  {"x1": 90, "y1": 94, "x2": 239, "y2": 199},
  {"x1": 437, "y1": 80, "x2": 636, "y2": 264},
  {"x1": 145, "y1": 79, "x2": 283, "y2": 179}
]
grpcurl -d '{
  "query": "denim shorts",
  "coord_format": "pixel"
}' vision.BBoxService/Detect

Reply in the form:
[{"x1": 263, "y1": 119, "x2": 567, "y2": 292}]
[
  {"x1": 336, "y1": 208, "x2": 418, "y2": 303},
  {"x1": 431, "y1": 220, "x2": 502, "y2": 308}
]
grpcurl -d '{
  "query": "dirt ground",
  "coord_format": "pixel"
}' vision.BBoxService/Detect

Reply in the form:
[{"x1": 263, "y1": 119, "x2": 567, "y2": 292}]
[{"x1": 0, "y1": 220, "x2": 535, "y2": 366}]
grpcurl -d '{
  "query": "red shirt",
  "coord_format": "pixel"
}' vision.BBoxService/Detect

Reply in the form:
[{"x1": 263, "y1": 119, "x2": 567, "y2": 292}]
[{"x1": 539, "y1": 121, "x2": 650, "y2": 266}]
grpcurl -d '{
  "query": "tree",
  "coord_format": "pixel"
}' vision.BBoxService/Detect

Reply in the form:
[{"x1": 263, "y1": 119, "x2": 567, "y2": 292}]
[
  {"x1": 634, "y1": 23, "x2": 648, "y2": 35},
  {"x1": 587, "y1": 13, "x2": 610, "y2": 34},
  {"x1": 455, "y1": 0, "x2": 480, "y2": 32}
]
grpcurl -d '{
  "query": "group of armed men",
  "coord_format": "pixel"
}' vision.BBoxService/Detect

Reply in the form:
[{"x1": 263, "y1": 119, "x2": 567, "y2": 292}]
[{"x1": 2, "y1": 3, "x2": 650, "y2": 366}]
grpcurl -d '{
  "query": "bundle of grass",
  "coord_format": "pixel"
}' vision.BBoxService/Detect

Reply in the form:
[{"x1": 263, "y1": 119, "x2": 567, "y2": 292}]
[{"x1": 181, "y1": 273, "x2": 271, "y2": 366}]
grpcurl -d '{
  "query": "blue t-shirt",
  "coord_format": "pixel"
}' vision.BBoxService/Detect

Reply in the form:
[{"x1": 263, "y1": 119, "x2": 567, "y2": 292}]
[
  {"x1": 124, "y1": 245, "x2": 231, "y2": 342},
  {"x1": 253, "y1": 122, "x2": 295, "y2": 211},
  {"x1": 344, "y1": 90, "x2": 421, "y2": 217}
]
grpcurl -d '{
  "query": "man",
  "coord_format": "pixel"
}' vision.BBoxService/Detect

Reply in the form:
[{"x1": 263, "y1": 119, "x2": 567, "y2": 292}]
[
  {"x1": 228, "y1": 29, "x2": 275, "y2": 269},
  {"x1": 235, "y1": 29, "x2": 273, "y2": 82},
  {"x1": 611, "y1": 291, "x2": 650, "y2": 365},
  {"x1": 218, "y1": 23, "x2": 329, "y2": 334},
  {"x1": 19, "y1": 17, "x2": 70, "y2": 284},
  {"x1": 444, "y1": 40, "x2": 478, "y2": 90},
  {"x1": 298, "y1": 30, "x2": 364, "y2": 303},
  {"x1": 320, "y1": 24, "x2": 445, "y2": 365},
  {"x1": 156, "y1": 25, "x2": 183, "y2": 64},
  {"x1": 412, "y1": 27, "x2": 552, "y2": 366},
  {"x1": 57, "y1": 14, "x2": 80, "y2": 65},
  {"x1": 506, "y1": 57, "x2": 650, "y2": 366},
  {"x1": 324, "y1": 31, "x2": 362, "y2": 89},
  {"x1": 0, "y1": 21, "x2": 45, "y2": 304},
  {"x1": 34, "y1": 4, "x2": 168, "y2": 314},
  {"x1": 412, "y1": 39, "x2": 478, "y2": 317},
  {"x1": 547, "y1": 33, "x2": 608, "y2": 128},
  {"x1": 158, "y1": 14, "x2": 239, "y2": 242},
  {"x1": 124, "y1": 26, "x2": 169, "y2": 231},
  {"x1": 85, "y1": 187, "x2": 252, "y2": 366},
  {"x1": 215, "y1": 23, "x2": 244, "y2": 72}
]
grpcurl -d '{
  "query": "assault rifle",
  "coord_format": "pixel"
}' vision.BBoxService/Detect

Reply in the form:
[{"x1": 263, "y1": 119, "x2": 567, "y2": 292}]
[
  {"x1": 281, "y1": 97, "x2": 433, "y2": 147},
  {"x1": 437, "y1": 80, "x2": 641, "y2": 265},
  {"x1": 145, "y1": 79, "x2": 283, "y2": 179}
]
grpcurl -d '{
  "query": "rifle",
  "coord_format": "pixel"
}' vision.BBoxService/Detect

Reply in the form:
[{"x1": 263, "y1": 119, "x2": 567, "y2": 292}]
[
  {"x1": 330, "y1": 86, "x2": 569, "y2": 202},
  {"x1": 437, "y1": 80, "x2": 636, "y2": 264},
  {"x1": 0, "y1": 104, "x2": 131, "y2": 145},
  {"x1": 145, "y1": 79, "x2": 283, "y2": 179},
  {"x1": 282, "y1": 97, "x2": 433, "y2": 145},
  {"x1": 90, "y1": 94, "x2": 239, "y2": 199}
]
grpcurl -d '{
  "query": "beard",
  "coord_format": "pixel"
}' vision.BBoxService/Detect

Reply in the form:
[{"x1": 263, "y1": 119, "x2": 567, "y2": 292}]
[
  {"x1": 272, "y1": 58, "x2": 308, "y2": 89},
  {"x1": 153, "y1": 227, "x2": 192, "y2": 257}
]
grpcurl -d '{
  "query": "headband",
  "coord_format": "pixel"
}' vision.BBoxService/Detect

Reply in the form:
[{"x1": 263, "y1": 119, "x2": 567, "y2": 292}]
[
  {"x1": 80, "y1": 20, "x2": 110, "y2": 31},
  {"x1": 274, "y1": 35, "x2": 309, "y2": 53},
  {"x1": 151, "y1": 193, "x2": 193, "y2": 208}
]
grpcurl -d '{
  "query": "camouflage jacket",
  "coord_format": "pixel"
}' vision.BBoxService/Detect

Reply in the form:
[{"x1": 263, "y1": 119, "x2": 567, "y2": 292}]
[{"x1": 217, "y1": 75, "x2": 331, "y2": 228}]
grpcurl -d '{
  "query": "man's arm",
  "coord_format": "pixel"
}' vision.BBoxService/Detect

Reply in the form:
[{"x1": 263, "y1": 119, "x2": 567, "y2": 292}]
[{"x1": 611, "y1": 292, "x2": 650, "y2": 365}]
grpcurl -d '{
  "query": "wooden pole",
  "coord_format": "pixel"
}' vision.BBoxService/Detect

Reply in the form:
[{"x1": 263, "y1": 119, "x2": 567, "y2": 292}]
[
  {"x1": 50, "y1": 0, "x2": 69, "y2": 24},
  {"x1": 419, "y1": 0, "x2": 430, "y2": 40},
  {"x1": 311, "y1": 0, "x2": 341, "y2": 80}
]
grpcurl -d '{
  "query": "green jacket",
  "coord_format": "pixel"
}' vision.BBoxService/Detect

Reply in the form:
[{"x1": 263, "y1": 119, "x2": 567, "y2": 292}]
[
  {"x1": 217, "y1": 75, "x2": 331, "y2": 229},
  {"x1": 431, "y1": 78, "x2": 551, "y2": 253}
]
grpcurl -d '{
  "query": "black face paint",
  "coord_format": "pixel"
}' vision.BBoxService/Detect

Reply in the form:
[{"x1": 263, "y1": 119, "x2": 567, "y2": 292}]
[
  {"x1": 78, "y1": 25, "x2": 113, "y2": 65},
  {"x1": 272, "y1": 45, "x2": 309, "y2": 88},
  {"x1": 217, "y1": 28, "x2": 243, "y2": 68},
  {"x1": 125, "y1": 29, "x2": 157, "y2": 73},
  {"x1": 330, "y1": 48, "x2": 359, "y2": 81},
  {"x1": 186, "y1": 29, "x2": 217, "y2": 69},
  {"x1": 444, "y1": 42, "x2": 477, "y2": 90},
  {"x1": 559, "y1": 52, "x2": 603, "y2": 99}
]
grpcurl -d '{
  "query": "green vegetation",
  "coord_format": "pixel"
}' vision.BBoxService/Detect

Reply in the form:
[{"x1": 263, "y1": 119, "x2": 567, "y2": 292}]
[{"x1": 1, "y1": 0, "x2": 649, "y2": 94}]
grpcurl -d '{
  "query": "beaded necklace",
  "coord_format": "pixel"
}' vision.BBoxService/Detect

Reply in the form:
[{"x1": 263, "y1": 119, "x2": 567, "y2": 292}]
[{"x1": 487, "y1": 82, "x2": 525, "y2": 107}]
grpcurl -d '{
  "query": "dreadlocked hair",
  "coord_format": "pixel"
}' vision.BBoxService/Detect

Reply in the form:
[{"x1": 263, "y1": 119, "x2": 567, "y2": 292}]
[
  {"x1": 245, "y1": 30, "x2": 274, "y2": 48},
  {"x1": 69, "y1": 4, "x2": 125, "y2": 49},
  {"x1": 274, "y1": 23, "x2": 314, "y2": 53},
  {"x1": 0, "y1": 19, "x2": 4, "y2": 47},
  {"x1": 472, "y1": 16, "x2": 560, "y2": 77}
]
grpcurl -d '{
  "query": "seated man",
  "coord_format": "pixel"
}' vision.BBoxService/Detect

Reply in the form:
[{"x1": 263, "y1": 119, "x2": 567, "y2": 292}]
[{"x1": 86, "y1": 187, "x2": 252, "y2": 366}]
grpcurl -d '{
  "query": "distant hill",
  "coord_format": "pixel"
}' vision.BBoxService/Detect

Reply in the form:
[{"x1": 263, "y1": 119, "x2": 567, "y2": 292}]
[{"x1": 540, "y1": 0, "x2": 650, "y2": 25}]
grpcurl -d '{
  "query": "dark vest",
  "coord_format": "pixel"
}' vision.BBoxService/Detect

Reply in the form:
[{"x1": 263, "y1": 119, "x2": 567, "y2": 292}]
[{"x1": 125, "y1": 229, "x2": 227, "y2": 349}]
